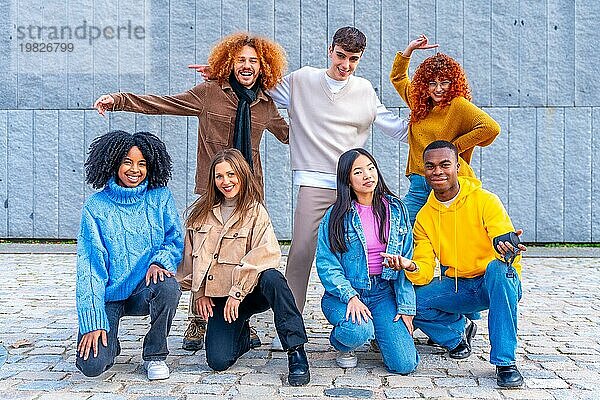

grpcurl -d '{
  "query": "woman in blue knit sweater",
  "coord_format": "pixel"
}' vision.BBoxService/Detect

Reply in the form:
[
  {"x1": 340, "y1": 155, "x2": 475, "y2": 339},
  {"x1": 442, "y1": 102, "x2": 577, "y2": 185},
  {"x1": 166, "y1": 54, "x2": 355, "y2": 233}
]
[{"x1": 75, "y1": 130, "x2": 183, "y2": 380}]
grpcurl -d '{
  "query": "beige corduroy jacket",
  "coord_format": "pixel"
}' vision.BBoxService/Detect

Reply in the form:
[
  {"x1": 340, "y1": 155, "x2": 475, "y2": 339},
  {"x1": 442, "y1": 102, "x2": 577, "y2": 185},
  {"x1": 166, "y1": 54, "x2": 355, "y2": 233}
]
[{"x1": 176, "y1": 202, "x2": 281, "y2": 302}]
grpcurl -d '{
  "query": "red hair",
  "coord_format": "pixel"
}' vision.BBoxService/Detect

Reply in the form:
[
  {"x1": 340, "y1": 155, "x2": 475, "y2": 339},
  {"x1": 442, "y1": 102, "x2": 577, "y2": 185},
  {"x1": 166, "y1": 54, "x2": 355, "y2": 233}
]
[
  {"x1": 207, "y1": 32, "x2": 287, "y2": 91},
  {"x1": 409, "y1": 53, "x2": 471, "y2": 125}
]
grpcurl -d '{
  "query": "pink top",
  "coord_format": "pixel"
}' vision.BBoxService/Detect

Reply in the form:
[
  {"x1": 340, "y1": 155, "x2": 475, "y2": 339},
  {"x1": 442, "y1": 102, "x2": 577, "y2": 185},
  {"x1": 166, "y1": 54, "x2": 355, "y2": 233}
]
[{"x1": 354, "y1": 201, "x2": 390, "y2": 276}]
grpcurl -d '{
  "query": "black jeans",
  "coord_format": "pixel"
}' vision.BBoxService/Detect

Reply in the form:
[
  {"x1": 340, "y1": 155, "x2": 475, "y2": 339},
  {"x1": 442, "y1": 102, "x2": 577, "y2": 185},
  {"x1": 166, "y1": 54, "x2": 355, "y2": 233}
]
[
  {"x1": 205, "y1": 269, "x2": 308, "y2": 371},
  {"x1": 76, "y1": 277, "x2": 181, "y2": 377}
]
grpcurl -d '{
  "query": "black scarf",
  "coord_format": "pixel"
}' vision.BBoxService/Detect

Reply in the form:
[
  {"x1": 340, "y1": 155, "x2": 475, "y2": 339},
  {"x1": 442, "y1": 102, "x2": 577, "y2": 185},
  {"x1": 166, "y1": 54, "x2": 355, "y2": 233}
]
[{"x1": 229, "y1": 73, "x2": 260, "y2": 172}]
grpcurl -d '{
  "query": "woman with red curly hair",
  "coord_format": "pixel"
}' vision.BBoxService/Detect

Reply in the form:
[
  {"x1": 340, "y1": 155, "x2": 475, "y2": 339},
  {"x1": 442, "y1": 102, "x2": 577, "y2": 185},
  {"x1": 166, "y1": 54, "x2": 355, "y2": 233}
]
[{"x1": 390, "y1": 35, "x2": 500, "y2": 224}]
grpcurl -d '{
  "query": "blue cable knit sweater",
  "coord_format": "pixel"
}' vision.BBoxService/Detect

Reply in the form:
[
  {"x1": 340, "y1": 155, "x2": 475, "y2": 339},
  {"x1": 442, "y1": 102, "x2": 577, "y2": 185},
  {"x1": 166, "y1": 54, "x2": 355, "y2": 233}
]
[{"x1": 76, "y1": 177, "x2": 184, "y2": 334}]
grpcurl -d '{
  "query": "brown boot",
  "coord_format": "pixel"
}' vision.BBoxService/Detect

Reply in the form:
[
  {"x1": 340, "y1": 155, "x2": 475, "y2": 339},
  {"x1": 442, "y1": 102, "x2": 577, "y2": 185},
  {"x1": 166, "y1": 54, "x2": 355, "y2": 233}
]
[{"x1": 182, "y1": 318, "x2": 206, "y2": 351}]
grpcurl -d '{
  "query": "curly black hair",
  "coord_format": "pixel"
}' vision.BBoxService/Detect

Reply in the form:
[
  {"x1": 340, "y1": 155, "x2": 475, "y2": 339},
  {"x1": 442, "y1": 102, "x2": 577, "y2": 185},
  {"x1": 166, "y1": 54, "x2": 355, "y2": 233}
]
[{"x1": 85, "y1": 130, "x2": 173, "y2": 189}]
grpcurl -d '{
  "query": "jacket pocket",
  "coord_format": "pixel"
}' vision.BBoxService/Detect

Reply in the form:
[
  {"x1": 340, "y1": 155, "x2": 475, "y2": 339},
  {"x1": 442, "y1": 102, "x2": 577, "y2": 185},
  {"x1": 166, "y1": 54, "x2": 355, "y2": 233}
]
[
  {"x1": 218, "y1": 227, "x2": 251, "y2": 265},
  {"x1": 205, "y1": 112, "x2": 232, "y2": 146},
  {"x1": 191, "y1": 225, "x2": 212, "y2": 257}
]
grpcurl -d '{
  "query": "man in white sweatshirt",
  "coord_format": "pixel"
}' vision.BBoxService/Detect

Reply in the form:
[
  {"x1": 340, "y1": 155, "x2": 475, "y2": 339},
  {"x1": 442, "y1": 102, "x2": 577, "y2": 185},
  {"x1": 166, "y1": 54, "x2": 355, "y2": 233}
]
[{"x1": 268, "y1": 27, "x2": 408, "y2": 318}]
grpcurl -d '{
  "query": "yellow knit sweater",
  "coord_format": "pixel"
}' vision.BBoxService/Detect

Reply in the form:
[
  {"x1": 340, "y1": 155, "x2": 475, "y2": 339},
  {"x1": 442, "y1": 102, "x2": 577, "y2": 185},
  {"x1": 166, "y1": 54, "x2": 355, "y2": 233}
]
[{"x1": 390, "y1": 52, "x2": 500, "y2": 177}]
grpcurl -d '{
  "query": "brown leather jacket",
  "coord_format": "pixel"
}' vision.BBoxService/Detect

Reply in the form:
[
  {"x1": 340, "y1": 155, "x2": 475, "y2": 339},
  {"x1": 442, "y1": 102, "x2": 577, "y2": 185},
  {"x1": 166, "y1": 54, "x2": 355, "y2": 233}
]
[
  {"x1": 111, "y1": 80, "x2": 289, "y2": 195},
  {"x1": 176, "y1": 202, "x2": 281, "y2": 302}
]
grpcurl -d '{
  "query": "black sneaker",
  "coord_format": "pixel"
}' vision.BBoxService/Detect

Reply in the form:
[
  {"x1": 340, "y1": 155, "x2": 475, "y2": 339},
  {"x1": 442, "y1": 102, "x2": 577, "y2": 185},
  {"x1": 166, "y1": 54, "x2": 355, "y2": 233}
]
[
  {"x1": 287, "y1": 345, "x2": 310, "y2": 386},
  {"x1": 496, "y1": 365, "x2": 524, "y2": 387},
  {"x1": 182, "y1": 318, "x2": 206, "y2": 351}
]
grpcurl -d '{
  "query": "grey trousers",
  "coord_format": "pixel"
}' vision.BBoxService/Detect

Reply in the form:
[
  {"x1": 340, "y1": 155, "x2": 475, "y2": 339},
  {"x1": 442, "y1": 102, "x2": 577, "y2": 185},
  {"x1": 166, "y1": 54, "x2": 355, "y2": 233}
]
[{"x1": 285, "y1": 186, "x2": 337, "y2": 312}]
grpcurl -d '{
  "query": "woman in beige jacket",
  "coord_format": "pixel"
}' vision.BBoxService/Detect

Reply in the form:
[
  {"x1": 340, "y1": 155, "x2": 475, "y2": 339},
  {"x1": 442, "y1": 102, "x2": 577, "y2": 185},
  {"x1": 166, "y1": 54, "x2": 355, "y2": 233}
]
[{"x1": 176, "y1": 149, "x2": 310, "y2": 386}]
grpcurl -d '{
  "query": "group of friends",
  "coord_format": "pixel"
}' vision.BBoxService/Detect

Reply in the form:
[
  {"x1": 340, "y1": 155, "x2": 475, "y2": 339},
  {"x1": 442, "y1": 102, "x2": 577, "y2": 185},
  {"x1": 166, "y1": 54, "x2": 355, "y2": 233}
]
[{"x1": 76, "y1": 27, "x2": 526, "y2": 388}]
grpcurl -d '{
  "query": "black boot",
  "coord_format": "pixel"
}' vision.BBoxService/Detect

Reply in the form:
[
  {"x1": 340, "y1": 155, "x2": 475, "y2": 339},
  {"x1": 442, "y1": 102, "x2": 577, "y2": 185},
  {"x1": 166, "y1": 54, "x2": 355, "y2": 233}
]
[
  {"x1": 496, "y1": 365, "x2": 523, "y2": 387},
  {"x1": 287, "y1": 345, "x2": 310, "y2": 386},
  {"x1": 449, "y1": 320, "x2": 477, "y2": 359}
]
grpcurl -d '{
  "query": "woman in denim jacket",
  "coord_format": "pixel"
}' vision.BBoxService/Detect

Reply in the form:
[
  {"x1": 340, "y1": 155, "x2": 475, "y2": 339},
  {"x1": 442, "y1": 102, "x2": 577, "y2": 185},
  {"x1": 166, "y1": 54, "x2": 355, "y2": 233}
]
[{"x1": 316, "y1": 148, "x2": 419, "y2": 374}]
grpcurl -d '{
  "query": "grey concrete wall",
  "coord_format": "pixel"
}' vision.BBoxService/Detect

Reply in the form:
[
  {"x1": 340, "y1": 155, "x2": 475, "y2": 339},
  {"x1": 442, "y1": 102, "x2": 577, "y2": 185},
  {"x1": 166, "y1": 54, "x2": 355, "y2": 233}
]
[{"x1": 1, "y1": 0, "x2": 598, "y2": 242}]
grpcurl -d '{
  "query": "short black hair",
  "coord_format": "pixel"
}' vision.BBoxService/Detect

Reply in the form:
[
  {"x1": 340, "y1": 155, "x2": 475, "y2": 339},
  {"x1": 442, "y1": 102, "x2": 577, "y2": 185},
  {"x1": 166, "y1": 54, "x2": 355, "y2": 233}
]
[
  {"x1": 85, "y1": 130, "x2": 173, "y2": 189},
  {"x1": 423, "y1": 140, "x2": 458, "y2": 161},
  {"x1": 331, "y1": 26, "x2": 367, "y2": 53}
]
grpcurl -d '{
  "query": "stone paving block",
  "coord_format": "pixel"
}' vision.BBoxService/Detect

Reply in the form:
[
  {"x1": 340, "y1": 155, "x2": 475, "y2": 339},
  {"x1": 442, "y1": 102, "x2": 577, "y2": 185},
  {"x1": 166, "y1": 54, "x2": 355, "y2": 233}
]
[
  {"x1": 68, "y1": 381, "x2": 123, "y2": 393},
  {"x1": 501, "y1": 389, "x2": 554, "y2": 399},
  {"x1": 240, "y1": 372, "x2": 283, "y2": 385},
  {"x1": 0, "y1": 393, "x2": 40, "y2": 400},
  {"x1": 383, "y1": 387, "x2": 420, "y2": 398},
  {"x1": 333, "y1": 375, "x2": 381, "y2": 388},
  {"x1": 433, "y1": 377, "x2": 478, "y2": 387},
  {"x1": 16, "y1": 380, "x2": 71, "y2": 391},
  {"x1": 526, "y1": 378, "x2": 570, "y2": 389},
  {"x1": 88, "y1": 395, "x2": 127, "y2": 400},
  {"x1": 13, "y1": 371, "x2": 67, "y2": 381},
  {"x1": 279, "y1": 385, "x2": 325, "y2": 397},
  {"x1": 386, "y1": 376, "x2": 432, "y2": 388},
  {"x1": 27, "y1": 346, "x2": 66, "y2": 355},
  {"x1": 225, "y1": 384, "x2": 278, "y2": 398},
  {"x1": 201, "y1": 373, "x2": 238, "y2": 384},
  {"x1": 124, "y1": 383, "x2": 174, "y2": 395},
  {"x1": 180, "y1": 383, "x2": 226, "y2": 395},
  {"x1": 37, "y1": 394, "x2": 93, "y2": 400},
  {"x1": 448, "y1": 386, "x2": 503, "y2": 399}
]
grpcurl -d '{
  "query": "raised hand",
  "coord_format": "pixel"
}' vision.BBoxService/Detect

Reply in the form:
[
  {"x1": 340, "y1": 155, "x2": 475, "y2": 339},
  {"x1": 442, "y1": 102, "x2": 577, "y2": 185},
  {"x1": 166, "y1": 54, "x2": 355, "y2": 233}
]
[
  {"x1": 93, "y1": 94, "x2": 115, "y2": 117},
  {"x1": 403, "y1": 34, "x2": 439, "y2": 57}
]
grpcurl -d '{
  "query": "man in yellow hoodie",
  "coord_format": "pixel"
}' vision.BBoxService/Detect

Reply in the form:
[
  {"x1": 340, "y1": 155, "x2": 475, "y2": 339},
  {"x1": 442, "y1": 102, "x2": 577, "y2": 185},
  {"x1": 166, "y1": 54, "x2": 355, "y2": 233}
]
[{"x1": 403, "y1": 140, "x2": 526, "y2": 388}]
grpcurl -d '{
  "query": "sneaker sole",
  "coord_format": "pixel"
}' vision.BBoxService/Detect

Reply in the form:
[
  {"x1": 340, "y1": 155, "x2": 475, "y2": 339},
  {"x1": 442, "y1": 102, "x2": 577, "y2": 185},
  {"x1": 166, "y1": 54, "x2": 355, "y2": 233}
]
[
  {"x1": 148, "y1": 372, "x2": 170, "y2": 380},
  {"x1": 182, "y1": 339, "x2": 204, "y2": 351},
  {"x1": 336, "y1": 359, "x2": 358, "y2": 368}
]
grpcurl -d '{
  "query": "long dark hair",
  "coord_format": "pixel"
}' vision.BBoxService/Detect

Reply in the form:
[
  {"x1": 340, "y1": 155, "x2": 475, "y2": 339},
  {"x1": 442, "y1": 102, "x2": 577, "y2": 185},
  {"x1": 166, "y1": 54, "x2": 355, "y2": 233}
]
[
  {"x1": 85, "y1": 130, "x2": 172, "y2": 189},
  {"x1": 328, "y1": 148, "x2": 397, "y2": 253},
  {"x1": 185, "y1": 148, "x2": 263, "y2": 227}
]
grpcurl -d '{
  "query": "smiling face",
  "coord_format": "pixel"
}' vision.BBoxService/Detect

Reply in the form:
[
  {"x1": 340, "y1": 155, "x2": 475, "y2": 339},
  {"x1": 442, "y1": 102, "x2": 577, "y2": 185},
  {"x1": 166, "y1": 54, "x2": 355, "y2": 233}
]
[
  {"x1": 423, "y1": 147, "x2": 460, "y2": 201},
  {"x1": 214, "y1": 161, "x2": 241, "y2": 199},
  {"x1": 117, "y1": 146, "x2": 147, "y2": 188},
  {"x1": 349, "y1": 154, "x2": 378, "y2": 204},
  {"x1": 233, "y1": 45, "x2": 261, "y2": 88},
  {"x1": 428, "y1": 78, "x2": 452, "y2": 105},
  {"x1": 326, "y1": 45, "x2": 362, "y2": 81}
]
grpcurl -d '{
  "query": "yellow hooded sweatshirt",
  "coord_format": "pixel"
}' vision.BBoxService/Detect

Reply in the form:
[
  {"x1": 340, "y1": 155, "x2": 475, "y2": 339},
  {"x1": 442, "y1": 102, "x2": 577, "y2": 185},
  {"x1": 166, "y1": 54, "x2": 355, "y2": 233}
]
[{"x1": 406, "y1": 176, "x2": 521, "y2": 286}]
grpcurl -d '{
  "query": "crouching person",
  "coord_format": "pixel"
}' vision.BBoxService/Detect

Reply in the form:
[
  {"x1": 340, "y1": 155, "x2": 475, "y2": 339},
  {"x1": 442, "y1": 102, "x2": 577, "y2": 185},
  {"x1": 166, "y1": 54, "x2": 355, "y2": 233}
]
[
  {"x1": 75, "y1": 131, "x2": 183, "y2": 380},
  {"x1": 176, "y1": 149, "x2": 310, "y2": 386},
  {"x1": 316, "y1": 148, "x2": 419, "y2": 374}
]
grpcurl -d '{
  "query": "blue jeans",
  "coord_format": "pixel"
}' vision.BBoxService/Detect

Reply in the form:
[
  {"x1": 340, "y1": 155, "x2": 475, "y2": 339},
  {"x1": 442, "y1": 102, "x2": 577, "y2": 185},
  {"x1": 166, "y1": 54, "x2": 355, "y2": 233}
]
[
  {"x1": 76, "y1": 277, "x2": 181, "y2": 377},
  {"x1": 403, "y1": 174, "x2": 431, "y2": 227},
  {"x1": 321, "y1": 276, "x2": 419, "y2": 374},
  {"x1": 413, "y1": 260, "x2": 522, "y2": 366}
]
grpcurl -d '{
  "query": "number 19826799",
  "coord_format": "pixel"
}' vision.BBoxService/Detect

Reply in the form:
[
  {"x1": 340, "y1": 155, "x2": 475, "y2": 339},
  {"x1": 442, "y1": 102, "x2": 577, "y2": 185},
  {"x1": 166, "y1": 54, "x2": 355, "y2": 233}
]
[{"x1": 19, "y1": 42, "x2": 74, "y2": 52}]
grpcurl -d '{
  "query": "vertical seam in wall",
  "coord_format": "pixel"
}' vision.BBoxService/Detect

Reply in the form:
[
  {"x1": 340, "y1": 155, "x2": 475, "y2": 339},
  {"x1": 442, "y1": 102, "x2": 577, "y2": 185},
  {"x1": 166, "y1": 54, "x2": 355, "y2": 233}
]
[
  {"x1": 57, "y1": 111, "x2": 61, "y2": 237},
  {"x1": 489, "y1": 0, "x2": 492, "y2": 106},
  {"x1": 32, "y1": 111, "x2": 35, "y2": 236},
  {"x1": 16, "y1": 0, "x2": 20, "y2": 109},
  {"x1": 572, "y1": 2, "x2": 576, "y2": 105},
  {"x1": 534, "y1": 108, "x2": 538, "y2": 241},
  {"x1": 5, "y1": 113, "x2": 9, "y2": 235},
  {"x1": 168, "y1": 0, "x2": 171, "y2": 93},
  {"x1": 117, "y1": 0, "x2": 120, "y2": 91},
  {"x1": 507, "y1": 109, "x2": 511, "y2": 214},
  {"x1": 545, "y1": 0, "x2": 549, "y2": 105},
  {"x1": 562, "y1": 107, "x2": 566, "y2": 241},
  {"x1": 593, "y1": 108, "x2": 596, "y2": 241},
  {"x1": 517, "y1": 0, "x2": 521, "y2": 108}
]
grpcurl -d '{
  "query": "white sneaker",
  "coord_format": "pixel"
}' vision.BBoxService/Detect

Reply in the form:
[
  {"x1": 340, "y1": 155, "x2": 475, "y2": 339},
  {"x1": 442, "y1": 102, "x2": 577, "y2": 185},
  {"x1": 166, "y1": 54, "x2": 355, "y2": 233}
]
[
  {"x1": 271, "y1": 335, "x2": 284, "y2": 351},
  {"x1": 144, "y1": 360, "x2": 170, "y2": 380},
  {"x1": 335, "y1": 351, "x2": 358, "y2": 368}
]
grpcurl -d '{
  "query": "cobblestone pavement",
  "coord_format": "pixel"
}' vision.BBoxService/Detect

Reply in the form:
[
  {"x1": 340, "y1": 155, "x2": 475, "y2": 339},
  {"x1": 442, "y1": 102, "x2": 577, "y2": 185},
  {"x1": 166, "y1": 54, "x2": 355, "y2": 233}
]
[{"x1": 1, "y1": 253, "x2": 599, "y2": 399}]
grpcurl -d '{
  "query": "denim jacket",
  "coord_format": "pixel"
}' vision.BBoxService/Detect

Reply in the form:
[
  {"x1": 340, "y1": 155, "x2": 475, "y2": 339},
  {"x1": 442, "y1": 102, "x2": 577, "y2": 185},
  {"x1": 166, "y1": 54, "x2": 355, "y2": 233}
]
[{"x1": 316, "y1": 195, "x2": 416, "y2": 315}]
